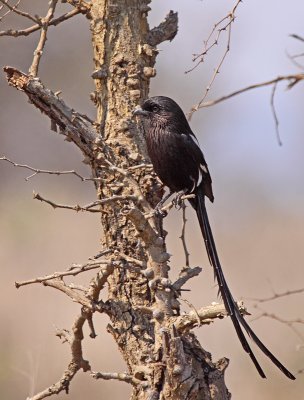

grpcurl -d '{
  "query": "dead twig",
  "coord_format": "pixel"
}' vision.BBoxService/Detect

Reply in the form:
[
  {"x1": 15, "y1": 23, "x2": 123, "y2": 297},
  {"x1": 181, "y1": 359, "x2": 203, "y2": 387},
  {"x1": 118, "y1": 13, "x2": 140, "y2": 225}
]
[
  {"x1": 29, "y1": 0, "x2": 58, "y2": 77},
  {"x1": 27, "y1": 313, "x2": 90, "y2": 400},
  {"x1": 197, "y1": 74, "x2": 304, "y2": 108},
  {"x1": 270, "y1": 81, "x2": 281, "y2": 145},
  {"x1": 0, "y1": 0, "x2": 39, "y2": 24},
  {"x1": 15, "y1": 260, "x2": 111, "y2": 288},
  {"x1": 91, "y1": 371, "x2": 145, "y2": 387},
  {"x1": 174, "y1": 301, "x2": 248, "y2": 332},
  {"x1": 247, "y1": 287, "x2": 304, "y2": 303},
  {"x1": 33, "y1": 191, "x2": 138, "y2": 212},
  {"x1": 0, "y1": 8, "x2": 82, "y2": 37},
  {"x1": 179, "y1": 203, "x2": 190, "y2": 268},
  {"x1": 187, "y1": 0, "x2": 242, "y2": 119},
  {"x1": 0, "y1": 156, "x2": 99, "y2": 182}
]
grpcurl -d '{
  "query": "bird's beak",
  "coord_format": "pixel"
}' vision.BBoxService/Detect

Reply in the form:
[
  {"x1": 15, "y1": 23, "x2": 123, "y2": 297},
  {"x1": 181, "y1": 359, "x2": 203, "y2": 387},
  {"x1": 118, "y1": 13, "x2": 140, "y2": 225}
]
[{"x1": 133, "y1": 106, "x2": 149, "y2": 118}]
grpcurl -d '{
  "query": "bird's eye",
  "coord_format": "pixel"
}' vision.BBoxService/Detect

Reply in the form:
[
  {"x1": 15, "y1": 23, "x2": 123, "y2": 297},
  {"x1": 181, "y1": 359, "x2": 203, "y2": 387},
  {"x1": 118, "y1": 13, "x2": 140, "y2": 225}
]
[{"x1": 151, "y1": 105, "x2": 160, "y2": 113}]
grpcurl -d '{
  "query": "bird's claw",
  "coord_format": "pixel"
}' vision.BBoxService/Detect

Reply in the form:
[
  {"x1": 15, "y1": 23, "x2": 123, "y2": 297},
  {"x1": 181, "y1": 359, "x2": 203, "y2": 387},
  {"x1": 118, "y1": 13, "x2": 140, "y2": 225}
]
[
  {"x1": 154, "y1": 207, "x2": 168, "y2": 218},
  {"x1": 172, "y1": 191, "x2": 185, "y2": 210}
]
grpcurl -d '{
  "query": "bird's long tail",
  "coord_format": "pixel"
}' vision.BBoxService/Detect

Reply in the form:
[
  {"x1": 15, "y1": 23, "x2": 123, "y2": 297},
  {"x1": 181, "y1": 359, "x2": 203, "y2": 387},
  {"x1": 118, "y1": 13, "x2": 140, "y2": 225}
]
[{"x1": 192, "y1": 186, "x2": 295, "y2": 380}]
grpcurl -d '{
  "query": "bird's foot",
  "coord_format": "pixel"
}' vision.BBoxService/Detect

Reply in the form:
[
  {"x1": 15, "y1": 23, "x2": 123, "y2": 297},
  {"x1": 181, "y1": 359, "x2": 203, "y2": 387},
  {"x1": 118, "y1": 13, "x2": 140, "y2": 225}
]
[
  {"x1": 153, "y1": 191, "x2": 174, "y2": 218},
  {"x1": 172, "y1": 190, "x2": 186, "y2": 210},
  {"x1": 154, "y1": 206, "x2": 168, "y2": 218}
]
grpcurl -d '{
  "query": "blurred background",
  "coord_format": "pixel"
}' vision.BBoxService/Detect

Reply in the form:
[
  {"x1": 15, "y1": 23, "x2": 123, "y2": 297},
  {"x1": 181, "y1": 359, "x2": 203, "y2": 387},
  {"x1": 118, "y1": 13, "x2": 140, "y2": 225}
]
[{"x1": 0, "y1": 0, "x2": 303, "y2": 398}]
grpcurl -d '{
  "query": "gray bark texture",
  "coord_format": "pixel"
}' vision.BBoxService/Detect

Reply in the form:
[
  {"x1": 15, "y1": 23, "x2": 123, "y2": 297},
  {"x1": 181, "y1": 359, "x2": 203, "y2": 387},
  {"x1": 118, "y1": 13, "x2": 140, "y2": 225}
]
[{"x1": 4, "y1": 1, "x2": 231, "y2": 399}]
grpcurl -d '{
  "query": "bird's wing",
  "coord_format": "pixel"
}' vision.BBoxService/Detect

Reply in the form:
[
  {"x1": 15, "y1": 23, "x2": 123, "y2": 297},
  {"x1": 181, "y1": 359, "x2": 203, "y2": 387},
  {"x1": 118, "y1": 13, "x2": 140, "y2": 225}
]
[{"x1": 181, "y1": 133, "x2": 214, "y2": 201}]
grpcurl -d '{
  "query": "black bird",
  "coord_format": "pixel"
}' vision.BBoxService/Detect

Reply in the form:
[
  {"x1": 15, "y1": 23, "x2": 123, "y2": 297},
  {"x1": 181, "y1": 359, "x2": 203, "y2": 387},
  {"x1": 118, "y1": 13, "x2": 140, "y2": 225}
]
[{"x1": 133, "y1": 96, "x2": 295, "y2": 380}]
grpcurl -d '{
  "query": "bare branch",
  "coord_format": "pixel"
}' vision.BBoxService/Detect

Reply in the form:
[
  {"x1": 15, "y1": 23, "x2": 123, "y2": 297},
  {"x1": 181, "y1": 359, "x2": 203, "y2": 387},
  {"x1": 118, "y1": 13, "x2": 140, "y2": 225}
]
[
  {"x1": 174, "y1": 301, "x2": 248, "y2": 332},
  {"x1": 290, "y1": 33, "x2": 304, "y2": 42},
  {"x1": 4, "y1": 67, "x2": 97, "y2": 156},
  {"x1": 251, "y1": 311, "x2": 304, "y2": 342},
  {"x1": 0, "y1": 0, "x2": 22, "y2": 22},
  {"x1": 0, "y1": 0, "x2": 39, "y2": 24},
  {"x1": 0, "y1": 8, "x2": 82, "y2": 37},
  {"x1": 15, "y1": 260, "x2": 111, "y2": 288},
  {"x1": 270, "y1": 81, "x2": 282, "y2": 145},
  {"x1": 91, "y1": 371, "x2": 145, "y2": 387},
  {"x1": 0, "y1": 156, "x2": 99, "y2": 182},
  {"x1": 28, "y1": 312, "x2": 90, "y2": 400},
  {"x1": 33, "y1": 191, "x2": 138, "y2": 212},
  {"x1": 197, "y1": 74, "x2": 304, "y2": 108},
  {"x1": 145, "y1": 194, "x2": 195, "y2": 220},
  {"x1": 179, "y1": 203, "x2": 190, "y2": 268},
  {"x1": 148, "y1": 10, "x2": 178, "y2": 47},
  {"x1": 247, "y1": 287, "x2": 304, "y2": 303},
  {"x1": 187, "y1": 0, "x2": 242, "y2": 119},
  {"x1": 29, "y1": 0, "x2": 58, "y2": 77},
  {"x1": 173, "y1": 266, "x2": 202, "y2": 291}
]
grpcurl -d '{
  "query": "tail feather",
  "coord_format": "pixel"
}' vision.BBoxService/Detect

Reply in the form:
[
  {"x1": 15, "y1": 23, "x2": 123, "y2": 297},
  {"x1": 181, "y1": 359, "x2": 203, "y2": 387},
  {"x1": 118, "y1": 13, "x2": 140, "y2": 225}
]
[{"x1": 193, "y1": 186, "x2": 295, "y2": 380}]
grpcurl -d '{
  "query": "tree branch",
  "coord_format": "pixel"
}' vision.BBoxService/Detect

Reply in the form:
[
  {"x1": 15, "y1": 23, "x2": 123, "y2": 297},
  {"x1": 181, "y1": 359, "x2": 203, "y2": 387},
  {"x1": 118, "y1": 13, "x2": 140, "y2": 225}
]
[
  {"x1": 0, "y1": 8, "x2": 83, "y2": 37},
  {"x1": 15, "y1": 260, "x2": 111, "y2": 288},
  {"x1": 148, "y1": 10, "x2": 178, "y2": 47},
  {"x1": 3, "y1": 67, "x2": 97, "y2": 157},
  {"x1": 0, "y1": 155, "x2": 100, "y2": 182},
  {"x1": 174, "y1": 301, "x2": 248, "y2": 332},
  {"x1": 28, "y1": 0, "x2": 58, "y2": 77},
  {"x1": 0, "y1": 0, "x2": 39, "y2": 24},
  {"x1": 198, "y1": 74, "x2": 304, "y2": 108},
  {"x1": 27, "y1": 312, "x2": 91, "y2": 400},
  {"x1": 33, "y1": 191, "x2": 138, "y2": 213}
]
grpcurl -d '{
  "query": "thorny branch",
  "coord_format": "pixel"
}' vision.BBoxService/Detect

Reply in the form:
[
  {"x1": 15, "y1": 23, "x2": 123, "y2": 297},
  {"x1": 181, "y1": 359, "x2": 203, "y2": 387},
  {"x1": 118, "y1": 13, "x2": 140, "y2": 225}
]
[
  {"x1": 33, "y1": 191, "x2": 138, "y2": 213},
  {"x1": 91, "y1": 371, "x2": 145, "y2": 387},
  {"x1": 0, "y1": 156, "x2": 99, "y2": 182},
  {"x1": 15, "y1": 259, "x2": 112, "y2": 288},
  {"x1": 187, "y1": 0, "x2": 243, "y2": 119},
  {"x1": 174, "y1": 301, "x2": 248, "y2": 332}
]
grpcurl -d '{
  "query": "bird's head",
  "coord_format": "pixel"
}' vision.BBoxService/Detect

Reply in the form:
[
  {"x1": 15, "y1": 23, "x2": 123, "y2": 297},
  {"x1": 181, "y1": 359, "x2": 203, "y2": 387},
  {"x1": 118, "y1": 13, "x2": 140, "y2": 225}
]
[{"x1": 133, "y1": 96, "x2": 189, "y2": 130}]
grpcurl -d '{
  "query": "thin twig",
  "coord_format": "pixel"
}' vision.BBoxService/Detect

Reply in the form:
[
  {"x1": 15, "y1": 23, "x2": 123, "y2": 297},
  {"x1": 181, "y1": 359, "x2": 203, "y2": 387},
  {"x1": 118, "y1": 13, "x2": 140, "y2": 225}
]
[
  {"x1": 0, "y1": 8, "x2": 82, "y2": 37},
  {"x1": 15, "y1": 260, "x2": 110, "y2": 288},
  {"x1": 246, "y1": 287, "x2": 304, "y2": 303},
  {"x1": 0, "y1": 0, "x2": 21, "y2": 22},
  {"x1": 0, "y1": 0, "x2": 39, "y2": 23},
  {"x1": 29, "y1": 0, "x2": 58, "y2": 77},
  {"x1": 197, "y1": 74, "x2": 304, "y2": 108},
  {"x1": 270, "y1": 81, "x2": 282, "y2": 146},
  {"x1": 27, "y1": 313, "x2": 90, "y2": 400},
  {"x1": 91, "y1": 371, "x2": 145, "y2": 387},
  {"x1": 33, "y1": 191, "x2": 138, "y2": 213},
  {"x1": 179, "y1": 203, "x2": 190, "y2": 268},
  {"x1": 0, "y1": 156, "x2": 99, "y2": 182},
  {"x1": 187, "y1": 0, "x2": 242, "y2": 119},
  {"x1": 251, "y1": 311, "x2": 304, "y2": 342}
]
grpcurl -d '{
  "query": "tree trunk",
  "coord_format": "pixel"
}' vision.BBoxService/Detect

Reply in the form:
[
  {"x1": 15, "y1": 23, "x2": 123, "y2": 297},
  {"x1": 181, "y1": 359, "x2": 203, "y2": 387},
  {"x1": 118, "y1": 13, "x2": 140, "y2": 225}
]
[{"x1": 88, "y1": 1, "x2": 230, "y2": 399}]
